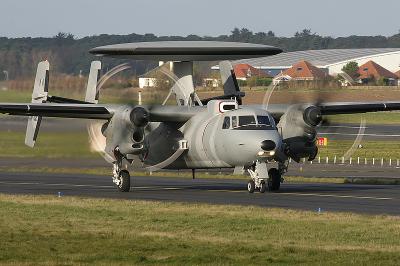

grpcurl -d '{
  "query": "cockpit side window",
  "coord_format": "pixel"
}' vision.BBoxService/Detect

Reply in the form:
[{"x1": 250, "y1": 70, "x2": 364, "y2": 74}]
[
  {"x1": 239, "y1": 116, "x2": 256, "y2": 127},
  {"x1": 222, "y1": 116, "x2": 231, "y2": 129},
  {"x1": 232, "y1": 116, "x2": 238, "y2": 128},
  {"x1": 257, "y1": 116, "x2": 271, "y2": 126}
]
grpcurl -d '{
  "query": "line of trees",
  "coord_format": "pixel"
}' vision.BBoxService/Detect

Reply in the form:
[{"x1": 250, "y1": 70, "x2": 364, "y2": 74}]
[{"x1": 1, "y1": 28, "x2": 400, "y2": 79}]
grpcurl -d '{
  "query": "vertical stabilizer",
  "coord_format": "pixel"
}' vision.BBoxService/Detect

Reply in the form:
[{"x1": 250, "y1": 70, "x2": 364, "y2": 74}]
[
  {"x1": 219, "y1": 61, "x2": 244, "y2": 104},
  {"x1": 25, "y1": 61, "x2": 49, "y2": 147},
  {"x1": 85, "y1": 61, "x2": 102, "y2": 103}
]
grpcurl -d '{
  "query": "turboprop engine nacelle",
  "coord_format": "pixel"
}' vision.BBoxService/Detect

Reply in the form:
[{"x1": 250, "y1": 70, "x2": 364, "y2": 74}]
[
  {"x1": 103, "y1": 106, "x2": 150, "y2": 156},
  {"x1": 277, "y1": 104, "x2": 322, "y2": 162}
]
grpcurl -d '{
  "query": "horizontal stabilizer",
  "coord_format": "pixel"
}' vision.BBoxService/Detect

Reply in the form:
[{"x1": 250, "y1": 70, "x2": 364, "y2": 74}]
[
  {"x1": 200, "y1": 93, "x2": 245, "y2": 105},
  {"x1": 47, "y1": 95, "x2": 90, "y2": 104}
]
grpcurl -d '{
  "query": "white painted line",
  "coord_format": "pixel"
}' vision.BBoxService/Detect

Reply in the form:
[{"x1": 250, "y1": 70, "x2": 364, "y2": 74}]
[
  {"x1": 0, "y1": 181, "x2": 186, "y2": 191},
  {"x1": 279, "y1": 192, "x2": 392, "y2": 201},
  {"x1": 319, "y1": 126, "x2": 368, "y2": 129},
  {"x1": 0, "y1": 181, "x2": 113, "y2": 189},
  {"x1": 346, "y1": 175, "x2": 400, "y2": 179}
]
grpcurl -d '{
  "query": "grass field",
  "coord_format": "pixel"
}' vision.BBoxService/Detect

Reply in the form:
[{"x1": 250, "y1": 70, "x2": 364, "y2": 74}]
[
  {"x1": 0, "y1": 194, "x2": 400, "y2": 265},
  {"x1": 318, "y1": 140, "x2": 400, "y2": 161},
  {"x1": 327, "y1": 112, "x2": 400, "y2": 125},
  {"x1": 318, "y1": 140, "x2": 400, "y2": 159},
  {"x1": 0, "y1": 131, "x2": 96, "y2": 158}
]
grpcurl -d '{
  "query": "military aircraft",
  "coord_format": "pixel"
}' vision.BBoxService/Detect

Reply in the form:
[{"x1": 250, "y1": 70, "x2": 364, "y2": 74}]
[{"x1": 1, "y1": 41, "x2": 400, "y2": 193}]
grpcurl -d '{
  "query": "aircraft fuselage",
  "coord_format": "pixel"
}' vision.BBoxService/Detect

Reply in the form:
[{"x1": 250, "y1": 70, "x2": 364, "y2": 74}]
[{"x1": 143, "y1": 104, "x2": 282, "y2": 169}]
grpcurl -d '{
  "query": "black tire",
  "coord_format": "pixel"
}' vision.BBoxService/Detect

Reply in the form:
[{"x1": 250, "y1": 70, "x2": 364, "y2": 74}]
[
  {"x1": 247, "y1": 180, "x2": 255, "y2": 193},
  {"x1": 259, "y1": 181, "x2": 267, "y2": 193},
  {"x1": 268, "y1": 168, "x2": 281, "y2": 192},
  {"x1": 117, "y1": 170, "x2": 131, "y2": 192}
]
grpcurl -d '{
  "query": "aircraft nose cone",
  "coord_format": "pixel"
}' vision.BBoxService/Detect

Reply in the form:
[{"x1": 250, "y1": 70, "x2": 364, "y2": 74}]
[{"x1": 261, "y1": 140, "x2": 276, "y2": 151}]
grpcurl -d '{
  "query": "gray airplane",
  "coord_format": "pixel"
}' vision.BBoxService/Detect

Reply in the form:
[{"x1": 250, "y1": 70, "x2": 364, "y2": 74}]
[{"x1": 1, "y1": 41, "x2": 399, "y2": 193}]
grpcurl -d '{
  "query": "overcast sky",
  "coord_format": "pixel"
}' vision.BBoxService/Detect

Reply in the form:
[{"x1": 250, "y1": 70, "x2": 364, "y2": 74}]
[{"x1": 1, "y1": 0, "x2": 399, "y2": 38}]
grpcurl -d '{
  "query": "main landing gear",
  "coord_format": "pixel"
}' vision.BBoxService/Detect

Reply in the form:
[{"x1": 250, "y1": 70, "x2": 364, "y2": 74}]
[
  {"x1": 247, "y1": 161, "x2": 283, "y2": 193},
  {"x1": 112, "y1": 149, "x2": 131, "y2": 192}
]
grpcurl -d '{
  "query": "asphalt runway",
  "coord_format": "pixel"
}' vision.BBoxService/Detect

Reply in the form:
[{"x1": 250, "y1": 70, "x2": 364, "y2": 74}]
[{"x1": 1, "y1": 171, "x2": 400, "y2": 215}]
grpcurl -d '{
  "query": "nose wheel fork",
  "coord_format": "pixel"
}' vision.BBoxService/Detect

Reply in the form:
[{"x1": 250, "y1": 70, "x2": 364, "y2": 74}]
[{"x1": 113, "y1": 168, "x2": 131, "y2": 192}]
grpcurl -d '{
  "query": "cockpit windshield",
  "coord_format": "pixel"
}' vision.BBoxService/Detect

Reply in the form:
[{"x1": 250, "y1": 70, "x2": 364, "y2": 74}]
[
  {"x1": 239, "y1": 116, "x2": 256, "y2": 127},
  {"x1": 231, "y1": 115, "x2": 274, "y2": 130}
]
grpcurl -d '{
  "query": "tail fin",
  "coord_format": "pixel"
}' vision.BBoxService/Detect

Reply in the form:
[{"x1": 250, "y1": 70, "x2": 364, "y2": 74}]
[
  {"x1": 25, "y1": 61, "x2": 49, "y2": 147},
  {"x1": 219, "y1": 61, "x2": 245, "y2": 104},
  {"x1": 85, "y1": 61, "x2": 101, "y2": 103}
]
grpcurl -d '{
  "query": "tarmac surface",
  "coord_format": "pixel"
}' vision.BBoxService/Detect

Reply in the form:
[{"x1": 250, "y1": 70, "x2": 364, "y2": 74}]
[{"x1": 1, "y1": 171, "x2": 400, "y2": 216}]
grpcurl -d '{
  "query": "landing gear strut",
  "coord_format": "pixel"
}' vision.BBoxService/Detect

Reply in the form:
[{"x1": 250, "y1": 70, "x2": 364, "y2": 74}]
[
  {"x1": 247, "y1": 161, "x2": 269, "y2": 193},
  {"x1": 247, "y1": 161, "x2": 283, "y2": 193},
  {"x1": 112, "y1": 148, "x2": 131, "y2": 192}
]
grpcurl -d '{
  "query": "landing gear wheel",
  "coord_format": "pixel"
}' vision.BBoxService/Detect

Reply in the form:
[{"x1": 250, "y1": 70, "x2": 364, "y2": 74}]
[
  {"x1": 259, "y1": 181, "x2": 267, "y2": 193},
  {"x1": 117, "y1": 170, "x2": 131, "y2": 192},
  {"x1": 247, "y1": 180, "x2": 255, "y2": 193},
  {"x1": 268, "y1": 168, "x2": 281, "y2": 192}
]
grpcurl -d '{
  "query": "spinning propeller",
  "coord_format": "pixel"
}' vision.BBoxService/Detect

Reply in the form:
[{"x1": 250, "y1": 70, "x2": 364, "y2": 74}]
[
  {"x1": 87, "y1": 61, "x2": 192, "y2": 171},
  {"x1": 261, "y1": 78, "x2": 367, "y2": 161}
]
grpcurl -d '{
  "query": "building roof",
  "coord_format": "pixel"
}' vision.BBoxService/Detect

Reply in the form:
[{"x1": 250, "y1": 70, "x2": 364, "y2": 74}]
[
  {"x1": 278, "y1": 60, "x2": 329, "y2": 79},
  {"x1": 358, "y1": 61, "x2": 398, "y2": 80},
  {"x1": 395, "y1": 70, "x2": 400, "y2": 78},
  {"x1": 233, "y1": 64, "x2": 271, "y2": 78},
  {"x1": 234, "y1": 48, "x2": 400, "y2": 68}
]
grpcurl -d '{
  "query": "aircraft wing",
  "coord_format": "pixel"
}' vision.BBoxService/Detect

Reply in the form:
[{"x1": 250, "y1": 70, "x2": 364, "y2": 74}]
[
  {"x1": 0, "y1": 102, "x2": 203, "y2": 122},
  {"x1": 319, "y1": 102, "x2": 400, "y2": 115},
  {"x1": 146, "y1": 105, "x2": 203, "y2": 123},
  {"x1": 263, "y1": 102, "x2": 400, "y2": 119},
  {"x1": 0, "y1": 103, "x2": 113, "y2": 119}
]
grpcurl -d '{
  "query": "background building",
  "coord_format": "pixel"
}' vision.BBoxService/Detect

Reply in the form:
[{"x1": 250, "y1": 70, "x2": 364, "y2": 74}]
[
  {"x1": 230, "y1": 48, "x2": 400, "y2": 77},
  {"x1": 139, "y1": 77, "x2": 157, "y2": 89},
  {"x1": 273, "y1": 60, "x2": 329, "y2": 84},
  {"x1": 233, "y1": 64, "x2": 271, "y2": 81},
  {"x1": 357, "y1": 61, "x2": 398, "y2": 85}
]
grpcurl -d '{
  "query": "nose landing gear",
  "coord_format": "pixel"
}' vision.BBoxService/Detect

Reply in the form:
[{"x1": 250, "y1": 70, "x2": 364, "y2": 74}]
[
  {"x1": 112, "y1": 149, "x2": 131, "y2": 192},
  {"x1": 267, "y1": 168, "x2": 281, "y2": 191},
  {"x1": 114, "y1": 169, "x2": 131, "y2": 192},
  {"x1": 247, "y1": 161, "x2": 282, "y2": 193}
]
